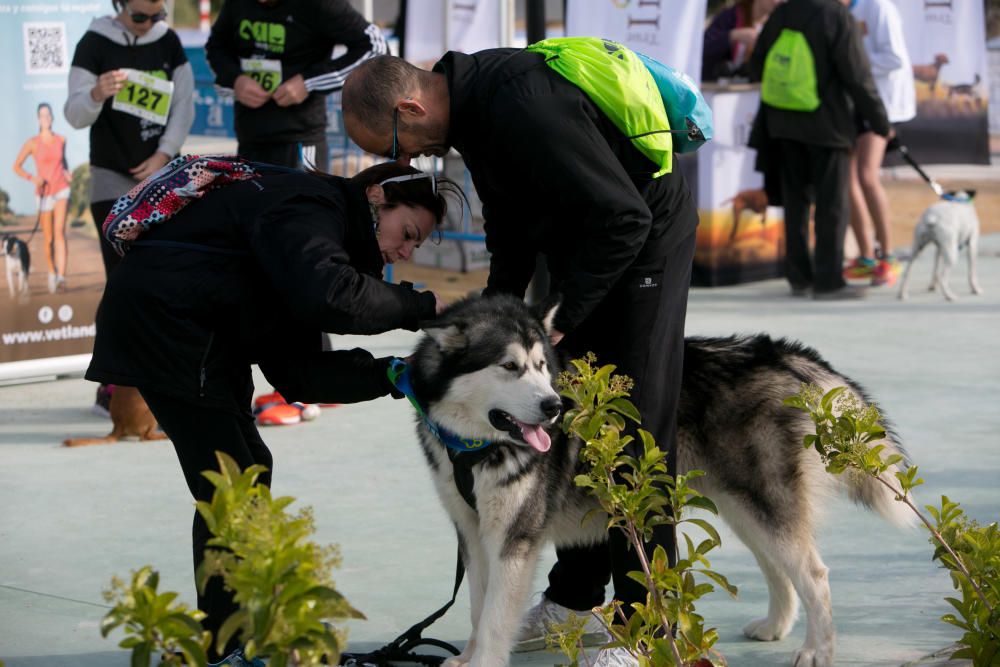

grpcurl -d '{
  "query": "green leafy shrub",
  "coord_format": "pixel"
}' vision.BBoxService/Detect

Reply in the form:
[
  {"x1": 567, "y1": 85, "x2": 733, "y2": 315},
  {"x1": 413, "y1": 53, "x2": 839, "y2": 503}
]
[
  {"x1": 786, "y1": 384, "x2": 999, "y2": 666},
  {"x1": 101, "y1": 566, "x2": 210, "y2": 666},
  {"x1": 197, "y1": 452, "x2": 363, "y2": 666},
  {"x1": 102, "y1": 451, "x2": 362, "y2": 666},
  {"x1": 552, "y1": 353, "x2": 735, "y2": 667}
]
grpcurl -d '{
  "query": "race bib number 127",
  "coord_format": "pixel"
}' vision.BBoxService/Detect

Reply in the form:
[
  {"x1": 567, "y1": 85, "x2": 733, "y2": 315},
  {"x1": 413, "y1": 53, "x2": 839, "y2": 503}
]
[{"x1": 112, "y1": 69, "x2": 174, "y2": 125}]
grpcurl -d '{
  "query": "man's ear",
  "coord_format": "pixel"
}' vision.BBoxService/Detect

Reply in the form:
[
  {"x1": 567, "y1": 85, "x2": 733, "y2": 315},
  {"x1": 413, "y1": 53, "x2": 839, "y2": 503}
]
[
  {"x1": 531, "y1": 294, "x2": 561, "y2": 335},
  {"x1": 398, "y1": 98, "x2": 427, "y2": 119},
  {"x1": 422, "y1": 322, "x2": 467, "y2": 352}
]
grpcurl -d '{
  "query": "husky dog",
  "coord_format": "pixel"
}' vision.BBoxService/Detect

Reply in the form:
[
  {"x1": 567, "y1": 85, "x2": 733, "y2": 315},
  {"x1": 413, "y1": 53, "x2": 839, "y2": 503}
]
[
  {"x1": 408, "y1": 295, "x2": 913, "y2": 667},
  {"x1": 898, "y1": 191, "x2": 983, "y2": 301},
  {"x1": 3, "y1": 234, "x2": 31, "y2": 298}
]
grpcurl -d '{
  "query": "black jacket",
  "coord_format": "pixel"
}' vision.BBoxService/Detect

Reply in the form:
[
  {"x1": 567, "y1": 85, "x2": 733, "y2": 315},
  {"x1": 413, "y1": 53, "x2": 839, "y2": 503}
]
[
  {"x1": 86, "y1": 172, "x2": 435, "y2": 411},
  {"x1": 434, "y1": 49, "x2": 697, "y2": 335},
  {"x1": 748, "y1": 0, "x2": 890, "y2": 149},
  {"x1": 206, "y1": 0, "x2": 386, "y2": 144}
]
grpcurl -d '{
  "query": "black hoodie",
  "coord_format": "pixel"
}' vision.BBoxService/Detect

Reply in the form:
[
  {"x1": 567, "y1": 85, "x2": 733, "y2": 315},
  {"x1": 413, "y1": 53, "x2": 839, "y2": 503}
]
[
  {"x1": 86, "y1": 173, "x2": 435, "y2": 410},
  {"x1": 206, "y1": 0, "x2": 386, "y2": 144},
  {"x1": 434, "y1": 49, "x2": 698, "y2": 335},
  {"x1": 749, "y1": 0, "x2": 890, "y2": 148}
]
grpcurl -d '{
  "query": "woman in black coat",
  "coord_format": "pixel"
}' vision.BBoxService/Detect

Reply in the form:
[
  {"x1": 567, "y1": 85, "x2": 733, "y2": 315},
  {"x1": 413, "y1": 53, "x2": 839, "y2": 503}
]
[{"x1": 85, "y1": 160, "x2": 456, "y2": 659}]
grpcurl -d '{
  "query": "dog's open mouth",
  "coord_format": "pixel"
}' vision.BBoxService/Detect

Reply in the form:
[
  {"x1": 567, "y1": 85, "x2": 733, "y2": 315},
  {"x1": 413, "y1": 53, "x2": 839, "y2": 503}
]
[{"x1": 488, "y1": 409, "x2": 551, "y2": 452}]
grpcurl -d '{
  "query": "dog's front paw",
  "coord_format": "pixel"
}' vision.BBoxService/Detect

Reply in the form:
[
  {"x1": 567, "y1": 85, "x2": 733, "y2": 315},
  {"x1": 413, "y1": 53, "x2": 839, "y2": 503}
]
[
  {"x1": 791, "y1": 645, "x2": 833, "y2": 667},
  {"x1": 972, "y1": 284, "x2": 984, "y2": 295},
  {"x1": 743, "y1": 616, "x2": 792, "y2": 641},
  {"x1": 442, "y1": 658, "x2": 469, "y2": 667}
]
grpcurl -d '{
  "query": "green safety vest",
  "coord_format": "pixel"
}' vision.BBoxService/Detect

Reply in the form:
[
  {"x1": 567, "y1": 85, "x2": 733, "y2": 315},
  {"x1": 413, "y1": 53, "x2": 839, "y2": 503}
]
[{"x1": 525, "y1": 37, "x2": 673, "y2": 176}]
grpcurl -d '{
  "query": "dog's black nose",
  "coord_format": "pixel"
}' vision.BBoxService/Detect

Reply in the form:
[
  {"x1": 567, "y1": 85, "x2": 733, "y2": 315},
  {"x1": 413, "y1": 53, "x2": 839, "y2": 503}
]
[{"x1": 540, "y1": 396, "x2": 562, "y2": 419}]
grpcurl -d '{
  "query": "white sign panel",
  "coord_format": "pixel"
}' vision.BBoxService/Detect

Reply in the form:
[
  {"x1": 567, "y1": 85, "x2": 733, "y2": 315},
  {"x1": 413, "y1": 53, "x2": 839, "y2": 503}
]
[
  {"x1": 565, "y1": 0, "x2": 707, "y2": 83},
  {"x1": 405, "y1": 0, "x2": 502, "y2": 66}
]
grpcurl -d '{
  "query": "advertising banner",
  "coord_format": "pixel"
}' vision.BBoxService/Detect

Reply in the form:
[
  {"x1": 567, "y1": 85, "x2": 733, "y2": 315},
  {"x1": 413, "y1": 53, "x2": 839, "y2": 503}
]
[
  {"x1": 693, "y1": 85, "x2": 783, "y2": 286},
  {"x1": 890, "y1": 0, "x2": 990, "y2": 164},
  {"x1": 404, "y1": 0, "x2": 502, "y2": 67},
  {"x1": 565, "y1": 0, "x2": 707, "y2": 83},
  {"x1": 1, "y1": 1, "x2": 103, "y2": 379}
]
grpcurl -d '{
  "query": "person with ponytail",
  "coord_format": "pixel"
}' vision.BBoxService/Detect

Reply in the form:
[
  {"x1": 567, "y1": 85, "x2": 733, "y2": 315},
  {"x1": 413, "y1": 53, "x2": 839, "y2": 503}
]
[{"x1": 85, "y1": 160, "x2": 456, "y2": 663}]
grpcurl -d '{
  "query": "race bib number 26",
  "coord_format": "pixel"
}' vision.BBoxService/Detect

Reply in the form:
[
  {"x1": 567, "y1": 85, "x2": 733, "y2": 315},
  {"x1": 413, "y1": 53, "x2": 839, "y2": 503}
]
[
  {"x1": 112, "y1": 69, "x2": 174, "y2": 125},
  {"x1": 240, "y1": 58, "x2": 282, "y2": 93}
]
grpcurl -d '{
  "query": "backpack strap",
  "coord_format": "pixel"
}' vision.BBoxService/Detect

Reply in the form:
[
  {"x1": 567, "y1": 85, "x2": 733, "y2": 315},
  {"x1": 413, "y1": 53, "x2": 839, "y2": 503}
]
[{"x1": 103, "y1": 155, "x2": 261, "y2": 256}]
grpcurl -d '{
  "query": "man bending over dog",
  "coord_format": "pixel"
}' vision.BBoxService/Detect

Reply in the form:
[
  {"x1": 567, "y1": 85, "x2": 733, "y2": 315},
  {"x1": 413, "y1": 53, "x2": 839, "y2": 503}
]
[{"x1": 343, "y1": 48, "x2": 698, "y2": 666}]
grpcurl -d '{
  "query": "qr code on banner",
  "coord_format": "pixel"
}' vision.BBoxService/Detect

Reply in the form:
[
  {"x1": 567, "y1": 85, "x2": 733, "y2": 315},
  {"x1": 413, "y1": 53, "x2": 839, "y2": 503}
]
[{"x1": 23, "y1": 22, "x2": 69, "y2": 75}]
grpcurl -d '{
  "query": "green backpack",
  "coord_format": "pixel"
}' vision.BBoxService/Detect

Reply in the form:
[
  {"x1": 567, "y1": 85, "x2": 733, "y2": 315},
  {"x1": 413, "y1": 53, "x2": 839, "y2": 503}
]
[
  {"x1": 525, "y1": 37, "x2": 674, "y2": 176},
  {"x1": 761, "y1": 28, "x2": 820, "y2": 112}
]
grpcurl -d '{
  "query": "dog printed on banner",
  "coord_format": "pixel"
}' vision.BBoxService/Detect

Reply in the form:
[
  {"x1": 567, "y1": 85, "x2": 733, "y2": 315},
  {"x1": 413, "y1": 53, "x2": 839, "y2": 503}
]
[
  {"x1": 403, "y1": 294, "x2": 915, "y2": 667},
  {"x1": 4, "y1": 234, "x2": 31, "y2": 298}
]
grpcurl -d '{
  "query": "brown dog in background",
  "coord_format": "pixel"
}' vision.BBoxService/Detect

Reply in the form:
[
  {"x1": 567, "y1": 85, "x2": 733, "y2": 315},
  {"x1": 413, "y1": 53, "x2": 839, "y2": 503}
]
[
  {"x1": 63, "y1": 386, "x2": 167, "y2": 447},
  {"x1": 726, "y1": 188, "x2": 769, "y2": 242}
]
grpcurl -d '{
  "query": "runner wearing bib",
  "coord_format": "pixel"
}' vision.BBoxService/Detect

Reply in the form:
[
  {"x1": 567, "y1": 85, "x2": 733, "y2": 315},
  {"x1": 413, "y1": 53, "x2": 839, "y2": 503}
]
[
  {"x1": 205, "y1": 0, "x2": 387, "y2": 172},
  {"x1": 65, "y1": 0, "x2": 194, "y2": 278}
]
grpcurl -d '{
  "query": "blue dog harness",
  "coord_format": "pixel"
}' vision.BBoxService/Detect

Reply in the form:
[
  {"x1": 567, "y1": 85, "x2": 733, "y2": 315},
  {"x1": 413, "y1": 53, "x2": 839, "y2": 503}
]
[
  {"x1": 387, "y1": 358, "x2": 497, "y2": 453},
  {"x1": 387, "y1": 358, "x2": 495, "y2": 510}
]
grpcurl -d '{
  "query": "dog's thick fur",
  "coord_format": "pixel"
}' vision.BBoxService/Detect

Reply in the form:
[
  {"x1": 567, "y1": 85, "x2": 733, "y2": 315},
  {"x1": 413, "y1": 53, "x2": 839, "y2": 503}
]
[
  {"x1": 409, "y1": 295, "x2": 913, "y2": 667},
  {"x1": 898, "y1": 192, "x2": 983, "y2": 301},
  {"x1": 4, "y1": 234, "x2": 30, "y2": 298},
  {"x1": 63, "y1": 386, "x2": 167, "y2": 447}
]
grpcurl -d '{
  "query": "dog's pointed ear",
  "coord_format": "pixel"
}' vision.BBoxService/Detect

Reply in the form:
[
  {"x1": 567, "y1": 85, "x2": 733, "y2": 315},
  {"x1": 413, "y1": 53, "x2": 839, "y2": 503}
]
[
  {"x1": 530, "y1": 294, "x2": 561, "y2": 335},
  {"x1": 422, "y1": 322, "x2": 467, "y2": 352}
]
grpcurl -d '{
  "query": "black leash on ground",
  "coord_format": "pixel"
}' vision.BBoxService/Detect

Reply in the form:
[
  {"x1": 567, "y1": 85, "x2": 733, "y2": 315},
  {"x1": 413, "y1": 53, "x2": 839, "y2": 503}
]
[{"x1": 337, "y1": 546, "x2": 465, "y2": 667}]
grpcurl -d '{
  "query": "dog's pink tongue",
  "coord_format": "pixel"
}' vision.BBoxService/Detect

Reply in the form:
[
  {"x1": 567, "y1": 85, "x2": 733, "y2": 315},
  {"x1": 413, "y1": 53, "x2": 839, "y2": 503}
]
[{"x1": 517, "y1": 421, "x2": 551, "y2": 452}]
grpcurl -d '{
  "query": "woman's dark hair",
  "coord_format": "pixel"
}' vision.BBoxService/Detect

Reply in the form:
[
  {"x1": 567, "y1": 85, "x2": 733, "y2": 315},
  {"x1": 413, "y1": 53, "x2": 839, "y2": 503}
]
[{"x1": 349, "y1": 161, "x2": 465, "y2": 232}]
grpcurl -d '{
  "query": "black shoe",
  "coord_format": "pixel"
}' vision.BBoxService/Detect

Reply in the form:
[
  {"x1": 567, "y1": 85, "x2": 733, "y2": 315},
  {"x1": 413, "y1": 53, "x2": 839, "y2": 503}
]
[
  {"x1": 813, "y1": 285, "x2": 868, "y2": 300},
  {"x1": 790, "y1": 285, "x2": 812, "y2": 297}
]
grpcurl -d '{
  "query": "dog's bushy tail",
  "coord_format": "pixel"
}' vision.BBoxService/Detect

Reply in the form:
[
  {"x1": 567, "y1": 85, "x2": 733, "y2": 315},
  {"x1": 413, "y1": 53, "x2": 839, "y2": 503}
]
[
  {"x1": 815, "y1": 378, "x2": 918, "y2": 530},
  {"x1": 781, "y1": 338, "x2": 919, "y2": 530},
  {"x1": 841, "y1": 426, "x2": 918, "y2": 530}
]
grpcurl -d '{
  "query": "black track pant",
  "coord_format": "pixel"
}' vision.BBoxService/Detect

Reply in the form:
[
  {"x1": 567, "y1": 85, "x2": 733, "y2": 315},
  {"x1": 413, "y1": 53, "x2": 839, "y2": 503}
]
[
  {"x1": 138, "y1": 387, "x2": 273, "y2": 661},
  {"x1": 545, "y1": 208, "x2": 697, "y2": 612},
  {"x1": 90, "y1": 199, "x2": 121, "y2": 279},
  {"x1": 778, "y1": 140, "x2": 851, "y2": 292}
]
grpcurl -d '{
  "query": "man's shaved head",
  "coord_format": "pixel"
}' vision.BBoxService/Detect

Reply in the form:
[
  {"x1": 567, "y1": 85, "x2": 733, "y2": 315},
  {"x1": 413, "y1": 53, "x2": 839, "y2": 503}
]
[{"x1": 343, "y1": 55, "x2": 424, "y2": 135}]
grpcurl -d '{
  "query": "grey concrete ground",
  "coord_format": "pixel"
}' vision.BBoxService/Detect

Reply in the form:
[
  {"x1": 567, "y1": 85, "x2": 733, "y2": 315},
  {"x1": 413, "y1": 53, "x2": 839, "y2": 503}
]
[{"x1": 2, "y1": 233, "x2": 998, "y2": 667}]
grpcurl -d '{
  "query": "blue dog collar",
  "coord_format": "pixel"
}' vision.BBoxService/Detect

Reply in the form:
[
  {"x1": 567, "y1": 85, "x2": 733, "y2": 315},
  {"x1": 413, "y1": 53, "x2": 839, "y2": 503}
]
[{"x1": 387, "y1": 358, "x2": 495, "y2": 453}]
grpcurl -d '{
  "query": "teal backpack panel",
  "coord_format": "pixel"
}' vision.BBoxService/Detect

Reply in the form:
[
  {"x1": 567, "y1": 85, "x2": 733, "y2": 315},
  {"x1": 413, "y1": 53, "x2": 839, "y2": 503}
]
[{"x1": 636, "y1": 52, "x2": 713, "y2": 153}]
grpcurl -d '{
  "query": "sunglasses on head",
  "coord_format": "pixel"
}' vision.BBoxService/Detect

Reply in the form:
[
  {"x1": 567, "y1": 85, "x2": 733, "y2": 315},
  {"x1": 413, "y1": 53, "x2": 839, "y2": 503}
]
[
  {"x1": 129, "y1": 8, "x2": 166, "y2": 23},
  {"x1": 379, "y1": 171, "x2": 437, "y2": 196}
]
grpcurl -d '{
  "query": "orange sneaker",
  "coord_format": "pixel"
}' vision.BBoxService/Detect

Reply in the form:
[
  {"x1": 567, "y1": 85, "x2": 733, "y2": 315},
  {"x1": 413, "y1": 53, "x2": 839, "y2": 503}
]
[
  {"x1": 256, "y1": 403, "x2": 302, "y2": 426},
  {"x1": 253, "y1": 391, "x2": 285, "y2": 411},
  {"x1": 871, "y1": 257, "x2": 901, "y2": 287}
]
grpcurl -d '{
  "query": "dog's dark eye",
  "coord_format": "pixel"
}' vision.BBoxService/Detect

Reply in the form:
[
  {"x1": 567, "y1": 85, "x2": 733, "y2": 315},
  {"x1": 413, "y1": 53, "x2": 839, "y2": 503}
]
[{"x1": 501, "y1": 361, "x2": 518, "y2": 372}]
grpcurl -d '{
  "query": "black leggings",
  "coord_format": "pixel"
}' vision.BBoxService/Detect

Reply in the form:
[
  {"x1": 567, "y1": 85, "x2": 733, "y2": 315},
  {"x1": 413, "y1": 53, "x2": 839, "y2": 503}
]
[
  {"x1": 138, "y1": 387, "x2": 273, "y2": 660},
  {"x1": 90, "y1": 199, "x2": 122, "y2": 279}
]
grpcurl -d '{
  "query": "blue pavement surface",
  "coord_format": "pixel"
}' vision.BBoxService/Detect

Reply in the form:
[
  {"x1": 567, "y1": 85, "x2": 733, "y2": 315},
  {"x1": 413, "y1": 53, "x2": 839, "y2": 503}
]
[{"x1": 2, "y1": 233, "x2": 998, "y2": 667}]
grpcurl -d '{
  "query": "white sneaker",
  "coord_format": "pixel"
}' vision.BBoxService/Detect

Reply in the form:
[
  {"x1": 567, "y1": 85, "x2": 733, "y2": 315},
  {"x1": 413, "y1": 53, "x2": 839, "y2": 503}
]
[
  {"x1": 513, "y1": 594, "x2": 609, "y2": 653},
  {"x1": 588, "y1": 646, "x2": 639, "y2": 667}
]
